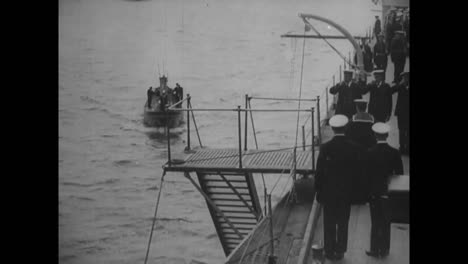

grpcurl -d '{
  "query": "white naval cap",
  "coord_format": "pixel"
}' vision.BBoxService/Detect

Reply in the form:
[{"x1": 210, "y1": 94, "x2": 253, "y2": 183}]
[
  {"x1": 329, "y1": 114, "x2": 349, "y2": 128},
  {"x1": 395, "y1": 30, "x2": 406, "y2": 35},
  {"x1": 372, "y1": 122, "x2": 390, "y2": 134},
  {"x1": 354, "y1": 98, "x2": 368, "y2": 105},
  {"x1": 372, "y1": 69, "x2": 385, "y2": 75}
]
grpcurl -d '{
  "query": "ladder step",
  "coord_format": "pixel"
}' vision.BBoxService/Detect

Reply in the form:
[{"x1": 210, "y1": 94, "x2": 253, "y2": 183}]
[
  {"x1": 222, "y1": 230, "x2": 250, "y2": 235},
  {"x1": 220, "y1": 209, "x2": 253, "y2": 214},
  {"x1": 216, "y1": 215, "x2": 257, "y2": 220},
  {"x1": 210, "y1": 197, "x2": 252, "y2": 202},
  {"x1": 207, "y1": 191, "x2": 251, "y2": 196},
  {"x1": 220, "y1": 226, "x2": 255, "y2": 230},
  {"x1": 206, "y1": 185, "x2": 249, "y2": 190},
  {"x1": 218, "y1": 220, "x2": 257, "y2": 225},
  {"x1": 215, "y1": 203, "x2": 248, "y2": 208},
  {"x1": 202, "y1": 179, "x2": 247, "y2": 183}
]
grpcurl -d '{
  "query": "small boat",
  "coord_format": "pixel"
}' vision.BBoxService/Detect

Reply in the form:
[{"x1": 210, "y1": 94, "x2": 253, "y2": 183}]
[{"x1": 143, "y1": 76, "x2": 184, "y2": 128}]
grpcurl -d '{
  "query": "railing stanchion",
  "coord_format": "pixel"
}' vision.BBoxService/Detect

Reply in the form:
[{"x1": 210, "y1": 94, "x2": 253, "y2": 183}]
[
  {"x1": 339, "y1": 66, "x2": 342, "y2": 82},
  {"x1": 316, "y1": 96, "x2": 321, "y2": 145},
  {"x1": 267, "y1": 195, "x2": 277, "y2": 264},
  {"x1": 302, "y1": 125, "x2": 306, "y2": 151},
  {"x1": 325, "y1": 87, "x2": 329, "y2": 117},
  {"x1": 244, "y1": 95, "x2": 249, "y2": 151},
  {"x1": 167, "y1": 110, "x2": 171, "y2": 166},
  {"x1": 311, "y1": 107, "x2": 315, "y2": 171},
  {"x1": 186, "y1": 94, "x2": 191, "y2": 151},
  {"x1": 237, "y1": 106, "x2": 243, "y2": 168}
]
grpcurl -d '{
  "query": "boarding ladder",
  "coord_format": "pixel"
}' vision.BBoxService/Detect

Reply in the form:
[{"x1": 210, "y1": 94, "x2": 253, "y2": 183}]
[{"x1": 193, "y1": 171, "x2": 262, "y2": 256}]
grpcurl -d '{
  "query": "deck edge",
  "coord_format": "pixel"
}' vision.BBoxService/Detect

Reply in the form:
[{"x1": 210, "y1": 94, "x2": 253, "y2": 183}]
[{"x1": 297, "y1": 198, "x2": 322, "y2": 264}]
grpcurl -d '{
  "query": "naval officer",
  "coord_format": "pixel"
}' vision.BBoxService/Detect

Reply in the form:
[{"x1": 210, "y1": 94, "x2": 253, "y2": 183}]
[
  {"x1": 329, "y1": 70, "x2": 364, "y2": 119},
  {"x1": 392, "y1": 71, "x2": 410, "y2": 155},
  {"x1": 346, "y1": 99, "x2": 376, "y2": 204},
  {"x1": 362, "y1": 70, "x2": 393, "y2": 123},
  {"x1": 316, "y1": 115, "x2": 364, "y2": 260},
  {"x1": 365, "y1": 123, "x2": 404, "y2": 258}
]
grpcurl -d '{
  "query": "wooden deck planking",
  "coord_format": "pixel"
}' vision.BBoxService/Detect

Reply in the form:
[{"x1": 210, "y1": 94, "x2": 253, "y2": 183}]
[
  {"x1": 307, "y1": 204, "x2": 409, "y2": 264},
  {"x1": 226, "y1": 196, "x2": 314, "y2": 264}
]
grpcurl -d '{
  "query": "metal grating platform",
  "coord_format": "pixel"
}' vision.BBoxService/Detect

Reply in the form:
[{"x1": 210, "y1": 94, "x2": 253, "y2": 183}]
[{"x1": 164, "y1": 148, "x2": 316, "y2": 174}]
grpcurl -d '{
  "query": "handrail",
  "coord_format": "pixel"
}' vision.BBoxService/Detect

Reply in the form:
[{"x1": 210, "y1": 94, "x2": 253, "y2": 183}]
[
  {"x1": 167, "y1": 95, "x2": 191, "y2": 110},
  {"x1": 249, "y1": 96, "x2": 317, "y2": 102},
  {"x1": 166, "y1": 108, "x2": 314, "y2": 112}
]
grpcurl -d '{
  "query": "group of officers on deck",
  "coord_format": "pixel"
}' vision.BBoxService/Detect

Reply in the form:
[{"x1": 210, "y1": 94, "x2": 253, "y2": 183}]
[{"x1": 314, "y1": 69, "x2": 409, "y2": 260}]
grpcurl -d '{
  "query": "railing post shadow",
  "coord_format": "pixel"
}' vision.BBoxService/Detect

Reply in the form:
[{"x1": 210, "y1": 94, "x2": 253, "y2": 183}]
[
  {"x1": 316, "y1": 96, "x2": 321, "y2": 145},
  {"x1": 166, "y1": 110, "x2": 171, "y2": 166},
  {"x1": 237, "y1": 106, "x2": 242, "y2": 168},
  {"x1": 311, "y1": 107, "x2": 315, "y2": 171},
  {"x1": 244, "y1": 94, "x2": 249, "y2": 151},
  {"x1": 186, "y1": 94, "x2": 191, "y2": 151}
]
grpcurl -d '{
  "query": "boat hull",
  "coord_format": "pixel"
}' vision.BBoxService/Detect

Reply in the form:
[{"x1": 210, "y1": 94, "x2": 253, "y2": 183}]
[{"x1": 143, "y1": 107, "x2": 184, "y2": 128}]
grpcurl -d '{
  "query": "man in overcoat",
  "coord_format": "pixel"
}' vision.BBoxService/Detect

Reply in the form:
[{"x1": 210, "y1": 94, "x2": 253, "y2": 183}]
[
  {"x1": 373, "y1": 34, "x2": 388, "y2": 79},
  {"x1": 362, "y1": 70, "x2": 393, "y2": 123},
  {"x1": 329, "y1": 70, "x2": 364, "y2": 119},
  {"x1": 316, "y1": 115, "x2": 364, "y2": 260},
  {"x1": 365, "y1": 123, "x2": 404, "y2": 258},
  {"x1": 390, "y1": 31, "x2": 407, "y2": 83},
  {"x1": 392, "y1": 71, "x2": 410, "y2": 154}
]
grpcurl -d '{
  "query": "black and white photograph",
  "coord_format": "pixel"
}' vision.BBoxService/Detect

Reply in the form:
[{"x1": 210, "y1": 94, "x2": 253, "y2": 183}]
[{"x1": 59, "y1": 0, "x2": 409, "y2": 263}]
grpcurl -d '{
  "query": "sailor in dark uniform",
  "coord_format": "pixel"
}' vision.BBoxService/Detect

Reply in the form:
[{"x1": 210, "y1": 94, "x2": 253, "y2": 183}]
[
  {"x1": 362, "y1": 70, "x2": 393, "y2": 123},
  {"x1": 147, "y1": 86, "x2": 154, "y2": 109},
  {"x1": 373, "y1": 34, "x2": 388, "y2": 79},
  {"x1": 390, "y1": 31, "x2": 407, "y2": 83},
  {"x1": 316, "y1": 115, "x2": 364, "y2": 261},
  {"x1": 173, "y1": 83, "x2": 184, "y2": 107},
  {"x1": 329, "y1": 70, "x2": 364, "y2": 119},
  {"x1": 373, "y1": 16, "x2": 381, "y2": 40},
  {"x1": 392, "y1": 71, "x2": 410, "y2": 155},
  {"x1": 346, "y1": 99, "x2": 376, "y2": 204},
  {"x1": 365, "y1": 123, "x2": 404, "y2": 258},
  {"x1": 346, "y1": 99, "x2": 376, "y2": 149}
]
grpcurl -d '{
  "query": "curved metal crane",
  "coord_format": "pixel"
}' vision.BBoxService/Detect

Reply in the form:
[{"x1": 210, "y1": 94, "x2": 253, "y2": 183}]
[{"x1": 298, "y1": 13, "x2": 365, "y2": 76}]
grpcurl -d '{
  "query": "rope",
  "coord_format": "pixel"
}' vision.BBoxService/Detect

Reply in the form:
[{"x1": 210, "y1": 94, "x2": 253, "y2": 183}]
[
  {"x1": 143, "y1": 171, "x2": 166, "y2": 264},
  {"x1": 293, "y1": 28, "x2": 307, "y2": 151}
]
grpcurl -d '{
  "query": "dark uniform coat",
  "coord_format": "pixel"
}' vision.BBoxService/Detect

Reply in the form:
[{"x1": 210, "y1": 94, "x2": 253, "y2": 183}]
[
  {"x1": 373, "y1": 41, "x2": 388, "y2": 71},
  {"x1": 362, "y1": 81, "x2": 393, "y2": 122},
  {"x1": 316, "y1": 135, "x2": 365, "y2": 204},
  {"x1": 345, "y1": 112, "x2": 376, "y2": 204},
  {"x1": 367, "y1": 143, "x2": 404, "y2": 197},
  {"x1": 316, "y1": 135, "x2": 365, "y2": 254},
  {"x1": 374, "y1": 19, "x2": 381, "y2": 36},
  {"x1": 392, "y1": 82, "x2": 410, "y2": 152},
  {"x1": 329, "y1": 81, "x2": 364, "y2": 119},
  {"x1": 366, "y1": 142, "x2": 404, "y2": 254},
  {"x1": 390, "y1": 36, "x2": 407, "y2": 82}
]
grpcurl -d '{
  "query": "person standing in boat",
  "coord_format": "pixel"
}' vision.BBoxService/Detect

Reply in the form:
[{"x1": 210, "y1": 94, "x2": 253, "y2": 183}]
[
  {"x1": 373, "y1": 16, "x2": 381, "y2": 41},
  {"x1": 362, "y1": 70, "x2": 393, "y2": 123},
  {"x1": 147, "y1": 86, "x2": 154, "y2": 109},
  {"x1": 391, "y1": 71, "x2": 409, "y2": 155},
  {"x1": 173, "y1": 83, "x2": 184, "y2": 107},
  {"x1": 345, "y1": 99, "x2": 375, "y2": 205},
  {"x1": 390, "y1": 31, "x2": 407, "y2": 83},
  {"x1": 329, "y1": 70, "x2": 364, "y2": 119},
  {"x1": 365, "y1": 123, "x2": 403, "y2": 258},
  {"x1": 373, "y1": 34, "x2": 388, "y2": 79},
  {"x1": 316, "y1": 115, "x2": 364, "y2": 261}
]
